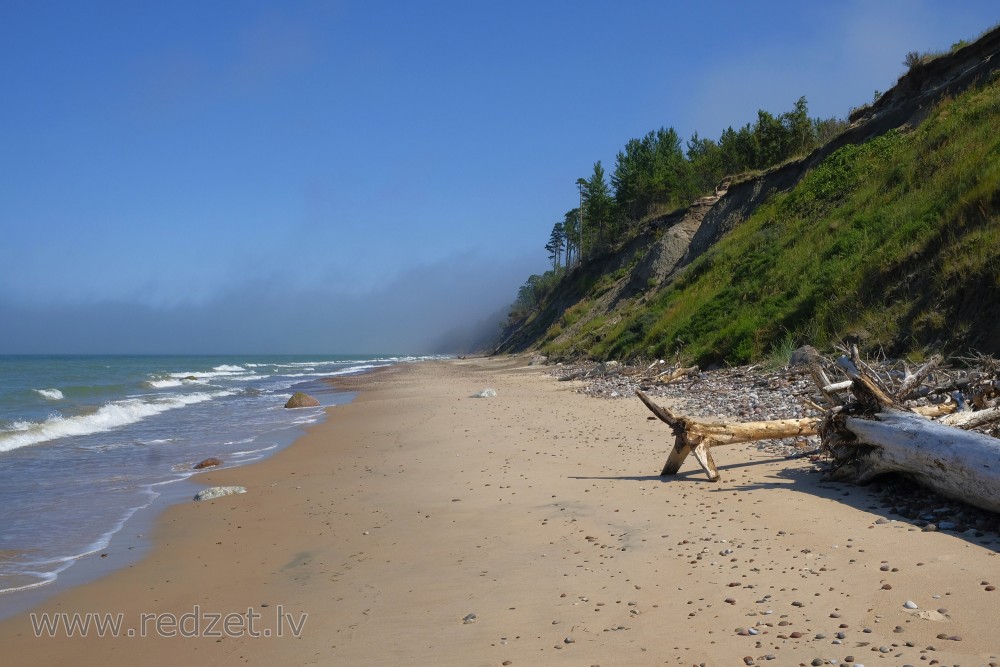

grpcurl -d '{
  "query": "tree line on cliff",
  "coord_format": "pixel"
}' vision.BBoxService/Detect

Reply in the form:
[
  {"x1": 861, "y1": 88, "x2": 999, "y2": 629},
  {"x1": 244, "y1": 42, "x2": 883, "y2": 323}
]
[{"x1": 510, "y1": 98, "x2": 846, "y2": 322}]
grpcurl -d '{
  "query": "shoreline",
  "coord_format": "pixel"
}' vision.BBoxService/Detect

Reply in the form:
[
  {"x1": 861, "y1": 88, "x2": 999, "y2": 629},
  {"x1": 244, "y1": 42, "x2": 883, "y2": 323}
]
[
  {"x1": 0, "y1": 354, "x2": 383, "y2": 610},
  {"x1": 0, "y1": 356, "x2": 997, "y2": 665},
  {"x1": 0, "y1": 371, "x2": 354, "y2": 621}
]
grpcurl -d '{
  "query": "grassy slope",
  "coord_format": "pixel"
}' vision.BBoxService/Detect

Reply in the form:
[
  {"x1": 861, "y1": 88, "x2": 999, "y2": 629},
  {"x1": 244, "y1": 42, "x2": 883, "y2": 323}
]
[{"x1": 542, "y1": 75, "x2": 1000, "y2": 365}]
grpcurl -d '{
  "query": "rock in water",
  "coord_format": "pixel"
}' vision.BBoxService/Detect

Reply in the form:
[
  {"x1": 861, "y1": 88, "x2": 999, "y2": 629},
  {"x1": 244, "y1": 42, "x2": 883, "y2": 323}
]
[
  {"x1": 194, "y1": 486, "x2": 247, "y2": 501},
  {"x1": 193, "y1": 457, "x2": 223, "y2": 470},
  {"x1": 471, "y1": 388, "x2": 497, "y2": 398},
  {"x1": 284, "y1": 392, "x2": 320, "y2": 408}
]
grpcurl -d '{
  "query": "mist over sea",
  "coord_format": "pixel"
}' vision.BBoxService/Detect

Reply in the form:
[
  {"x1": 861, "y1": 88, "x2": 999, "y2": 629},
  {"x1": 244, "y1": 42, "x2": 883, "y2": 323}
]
[{"x1": 0, "y1": 354, "x2": 430, "y2": 604}]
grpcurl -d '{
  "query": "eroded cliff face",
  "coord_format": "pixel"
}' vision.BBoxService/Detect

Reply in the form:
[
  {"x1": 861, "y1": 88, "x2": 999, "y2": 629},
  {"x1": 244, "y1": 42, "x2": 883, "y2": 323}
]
[
  {"x1": 679, "y1": 25, "x2": 1000, "y2": 273},
  {"x1": 497, "y1": 25, "x2": 1000, "y2": 357}
]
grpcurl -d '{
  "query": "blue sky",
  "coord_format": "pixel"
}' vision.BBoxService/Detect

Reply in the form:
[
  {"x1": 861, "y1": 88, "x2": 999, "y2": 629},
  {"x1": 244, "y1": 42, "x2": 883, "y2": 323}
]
[{"x1": 1, "y1": 0, "x2": 997, "y2": 353}]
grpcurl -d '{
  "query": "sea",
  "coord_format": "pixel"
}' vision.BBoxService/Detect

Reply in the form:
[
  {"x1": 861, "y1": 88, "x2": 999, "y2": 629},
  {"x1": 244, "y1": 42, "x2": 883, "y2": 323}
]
[{"x1": 0, "y1": 354, "x2": 430, "y2": 614}]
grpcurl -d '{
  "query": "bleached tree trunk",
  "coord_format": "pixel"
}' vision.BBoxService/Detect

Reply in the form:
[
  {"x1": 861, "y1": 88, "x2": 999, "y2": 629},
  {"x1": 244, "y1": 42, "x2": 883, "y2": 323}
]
[{"x1": 826, "y1": 409, "x2": 1000, "y2": 513}]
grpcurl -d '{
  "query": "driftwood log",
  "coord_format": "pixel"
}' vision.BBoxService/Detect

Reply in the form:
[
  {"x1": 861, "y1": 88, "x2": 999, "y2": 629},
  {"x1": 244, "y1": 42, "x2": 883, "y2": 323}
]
[
  {"x1": 637, "y1": 346, "x2": 1000, "y2": 514},
  {"x1": 821, "y1": 349, "x2": 1000, "y2": 513},
  {"x1": 825, "y1": 409, "x2": 1000, "y2": 512},
  {"x1": 636, "y1": 390, "x2": 818, "y2": 481}
]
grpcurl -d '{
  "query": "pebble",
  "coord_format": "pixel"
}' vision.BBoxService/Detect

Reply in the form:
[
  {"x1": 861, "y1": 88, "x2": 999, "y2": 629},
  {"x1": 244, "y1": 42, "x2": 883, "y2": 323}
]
[
  {"x1": 462, "y1": 613, "x2": 477, "y2": 624},
  {"x1": 903, "y1": 600, "x2": 919, "y2": 609}
]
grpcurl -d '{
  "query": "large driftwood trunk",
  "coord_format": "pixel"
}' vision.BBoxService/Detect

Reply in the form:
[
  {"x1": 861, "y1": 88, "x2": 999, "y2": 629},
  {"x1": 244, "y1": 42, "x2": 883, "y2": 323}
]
[
  {"x1": 827, "y1": 409, "x2": 1000, "y2": 513},
  {"x1": 818, "y1": 347, "x2": 1000, "y2": 513}
]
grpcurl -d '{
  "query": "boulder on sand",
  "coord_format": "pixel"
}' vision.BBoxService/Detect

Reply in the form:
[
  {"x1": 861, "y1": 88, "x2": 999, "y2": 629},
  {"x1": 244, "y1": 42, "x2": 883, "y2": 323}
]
[{"x1": 284, "y1": 392, "x2": 320, "y2": 408}]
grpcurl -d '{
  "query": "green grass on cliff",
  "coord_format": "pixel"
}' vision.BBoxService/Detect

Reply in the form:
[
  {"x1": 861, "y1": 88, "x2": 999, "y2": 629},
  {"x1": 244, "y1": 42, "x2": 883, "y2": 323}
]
[{"x1": 550, "y1": 76, "x2": 1000, "y2": 365}]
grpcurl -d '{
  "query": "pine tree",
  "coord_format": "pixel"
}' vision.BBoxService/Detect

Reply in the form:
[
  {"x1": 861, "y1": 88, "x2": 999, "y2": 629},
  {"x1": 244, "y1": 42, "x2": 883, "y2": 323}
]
[
  {"x1": 582, "y1": 161, "x2": 614, "y2": 251},
  {"x1": 545, "y1": 222, "x2": 566, "y2": 271}
]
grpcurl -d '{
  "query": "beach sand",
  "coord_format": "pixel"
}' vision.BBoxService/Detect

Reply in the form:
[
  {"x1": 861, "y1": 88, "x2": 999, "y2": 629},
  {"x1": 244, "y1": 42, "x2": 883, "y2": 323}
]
[{"x1": 1, "y1": 357, "x2": 998, "y2": 666}]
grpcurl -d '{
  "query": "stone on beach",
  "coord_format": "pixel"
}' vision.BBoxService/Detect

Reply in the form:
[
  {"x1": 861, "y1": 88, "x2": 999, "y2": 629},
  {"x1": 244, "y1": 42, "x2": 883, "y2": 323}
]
[
  {"x1": 284, "y1": 391, "x2": 320, "y2": 408},
  {"x1": 193, "y1": 486, "x2": 247, "y2": 501},
  {"x1": 471, "y1": 388, "x2": 497, "y2": 398},
  {"x1": 788, "y1": 345, "x2": 821, "y2": 367},
  {"x1": 193, "y1": 457, "x2": 223, "y2": 469}
]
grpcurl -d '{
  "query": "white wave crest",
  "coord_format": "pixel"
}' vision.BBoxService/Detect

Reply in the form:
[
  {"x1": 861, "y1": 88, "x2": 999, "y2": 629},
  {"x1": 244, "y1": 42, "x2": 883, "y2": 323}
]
[
  {"x1": 145, "y1": 378, "x2": 184, "y2": 389},
  {"x1": 231, "y1": 444, "x2": 278, "y2": 457},
  {"x1": 33, "y1": 388, "x2": 64, "y2": 400},
  {"x1": 0, "y1": 391, "x2": 232, "y2": 453},
  {"x1": 326, "y1": 364, "x2": 387, "y2": 376},
  {"x1": 167, "y1": 368, "x2": 244, "y2": 380}
]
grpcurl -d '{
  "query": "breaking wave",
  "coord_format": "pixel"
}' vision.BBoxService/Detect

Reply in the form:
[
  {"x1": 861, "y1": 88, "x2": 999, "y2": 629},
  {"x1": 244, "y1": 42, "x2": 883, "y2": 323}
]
[{"x1": 0, "y1": 392, "x2": 232, "y2": 453}]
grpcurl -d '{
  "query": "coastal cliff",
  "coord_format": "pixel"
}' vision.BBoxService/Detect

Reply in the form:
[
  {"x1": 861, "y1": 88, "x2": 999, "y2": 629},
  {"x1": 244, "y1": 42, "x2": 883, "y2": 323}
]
[{"x1": 497, "y1": 24, "x2": 1000, "y2": 364}]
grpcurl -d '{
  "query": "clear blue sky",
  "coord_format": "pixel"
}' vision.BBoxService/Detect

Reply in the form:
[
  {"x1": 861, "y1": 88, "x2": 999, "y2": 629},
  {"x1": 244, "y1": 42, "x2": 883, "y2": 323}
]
[{"x1": 1, "y1": 0, "x2": 997, "y2": 353}]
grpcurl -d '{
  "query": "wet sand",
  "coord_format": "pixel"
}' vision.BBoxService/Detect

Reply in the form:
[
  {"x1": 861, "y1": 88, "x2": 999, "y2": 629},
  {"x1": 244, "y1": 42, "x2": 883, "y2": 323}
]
[{"x1": 0, "y1": 356, "x2": 997, "y2": 666}]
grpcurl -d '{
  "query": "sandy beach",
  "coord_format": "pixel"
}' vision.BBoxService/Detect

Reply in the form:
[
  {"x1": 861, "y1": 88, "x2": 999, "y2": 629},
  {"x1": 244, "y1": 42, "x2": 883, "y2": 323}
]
[{"x1": 1, "y1": 356, "x2": 998, "y2": 666}]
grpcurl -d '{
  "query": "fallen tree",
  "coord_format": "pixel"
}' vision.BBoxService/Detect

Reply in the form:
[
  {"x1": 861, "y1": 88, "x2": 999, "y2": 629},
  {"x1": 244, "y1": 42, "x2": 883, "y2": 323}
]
[
  {"x1": 823, "y1": 409, "x2": 1000, "y2": 512},
  {"x1": 821, "y1": 347, "x2": 1000, "y2": 513},
  {"x1": 637, "y1": 346, "x2": 1000, "y2": 514}
]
